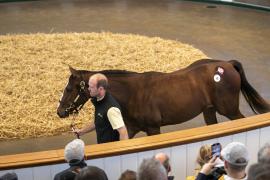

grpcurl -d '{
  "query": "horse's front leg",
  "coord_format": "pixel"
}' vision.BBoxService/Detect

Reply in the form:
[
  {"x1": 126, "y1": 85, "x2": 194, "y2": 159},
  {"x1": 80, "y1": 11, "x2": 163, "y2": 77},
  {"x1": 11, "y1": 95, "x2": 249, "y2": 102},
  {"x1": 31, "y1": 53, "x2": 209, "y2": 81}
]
[
  {"x1": 146, "y1": 127, "x2": 161, "y2": 136},
  {"x1": 127, "y1": 126, "x2": 140, "y2": 139}
]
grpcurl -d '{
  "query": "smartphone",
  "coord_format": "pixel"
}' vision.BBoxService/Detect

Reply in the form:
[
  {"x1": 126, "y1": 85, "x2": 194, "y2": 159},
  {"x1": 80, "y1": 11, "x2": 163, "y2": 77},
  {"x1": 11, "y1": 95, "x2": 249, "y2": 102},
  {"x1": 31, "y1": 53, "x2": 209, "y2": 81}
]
[{"x1": 211, "y1": 143, "x2": 221, "y2": 157}]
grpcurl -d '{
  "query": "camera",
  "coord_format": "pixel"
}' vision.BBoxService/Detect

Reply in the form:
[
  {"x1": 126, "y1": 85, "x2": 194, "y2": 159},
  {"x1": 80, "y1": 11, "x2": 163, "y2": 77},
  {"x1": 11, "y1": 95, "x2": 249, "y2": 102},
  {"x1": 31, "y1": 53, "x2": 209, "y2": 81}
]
[{"x1": 207, "y1": 166, "x2": 226, "y2": 180}]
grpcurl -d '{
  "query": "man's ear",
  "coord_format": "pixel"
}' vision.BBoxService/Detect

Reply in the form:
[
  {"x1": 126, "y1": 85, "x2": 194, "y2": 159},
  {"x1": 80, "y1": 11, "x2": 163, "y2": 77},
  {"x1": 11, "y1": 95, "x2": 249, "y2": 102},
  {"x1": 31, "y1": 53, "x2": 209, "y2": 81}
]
[
  {"x1": 168, "y1": 164, "x2": 171, "y2": 173},
  {"x1": 224, "y1": 160, "x2": 228, "y2": 169},
  {"x1": 69, "y1": 66, "x2": 80, "y2": 78}
]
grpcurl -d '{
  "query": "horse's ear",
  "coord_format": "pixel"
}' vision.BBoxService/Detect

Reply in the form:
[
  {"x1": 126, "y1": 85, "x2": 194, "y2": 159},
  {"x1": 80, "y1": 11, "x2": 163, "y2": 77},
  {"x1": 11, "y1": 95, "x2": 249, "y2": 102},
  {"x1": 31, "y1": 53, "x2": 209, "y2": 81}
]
[{"x1": 69, "y1": 66, "x2": 80, "y2": 77}]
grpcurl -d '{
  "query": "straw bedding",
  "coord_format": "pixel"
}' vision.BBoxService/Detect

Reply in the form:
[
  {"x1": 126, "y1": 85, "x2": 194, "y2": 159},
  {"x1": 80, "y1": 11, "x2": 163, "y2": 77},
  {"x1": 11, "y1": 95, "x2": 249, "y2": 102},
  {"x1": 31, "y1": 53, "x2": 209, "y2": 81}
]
[{"x1": 0, "y1": 32, "x2": 208, "y2": 140}]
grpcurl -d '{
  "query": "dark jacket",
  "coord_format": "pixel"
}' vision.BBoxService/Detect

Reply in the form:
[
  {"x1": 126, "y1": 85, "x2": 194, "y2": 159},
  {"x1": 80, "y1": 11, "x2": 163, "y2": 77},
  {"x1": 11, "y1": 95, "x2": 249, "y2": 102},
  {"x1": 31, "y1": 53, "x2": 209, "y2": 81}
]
[{"x1": 53, "y1": 159, "x2": 87, "y2": 180}]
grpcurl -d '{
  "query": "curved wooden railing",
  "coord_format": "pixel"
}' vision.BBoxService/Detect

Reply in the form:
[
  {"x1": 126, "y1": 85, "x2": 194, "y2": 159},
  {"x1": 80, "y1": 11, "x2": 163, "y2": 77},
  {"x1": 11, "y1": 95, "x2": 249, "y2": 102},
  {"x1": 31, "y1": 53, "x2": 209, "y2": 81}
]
[{"x1": 0, "y1": 112, "x2": 270, "y2": 170}]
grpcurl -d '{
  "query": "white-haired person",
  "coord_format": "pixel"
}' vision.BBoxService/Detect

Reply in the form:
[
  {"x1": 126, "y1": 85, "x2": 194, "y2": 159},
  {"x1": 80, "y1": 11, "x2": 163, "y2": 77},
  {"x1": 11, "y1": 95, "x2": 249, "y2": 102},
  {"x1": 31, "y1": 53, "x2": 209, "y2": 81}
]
[
  {"x1": 246, "y1": 141, "x2": 270, "y2": 180},
  {"x1": 138, "y1": 158, "x2": 168, "y2": 180},
  {"x1": 257, "y1": 142, "x2": 270, "y2": 164},
  {"x1": 154, "y1": 152, "x2": 174, "y2": 180},
  {"x1": 196, "y1": 142, "x2": 249, "y2": 180},
  {"x1": 247, "y1": 162, "x2": 270, "y2": 180},
  {"x1": 54, "y1": 139, "x2": 87, "y2": 180}
]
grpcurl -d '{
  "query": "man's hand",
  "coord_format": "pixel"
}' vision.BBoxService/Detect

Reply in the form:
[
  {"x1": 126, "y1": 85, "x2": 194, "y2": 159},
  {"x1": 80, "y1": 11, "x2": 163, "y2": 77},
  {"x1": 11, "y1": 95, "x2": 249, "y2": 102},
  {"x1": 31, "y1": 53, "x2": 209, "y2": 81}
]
[
  {"x1": 72, "y1": 128, "x2": 84, "y2": 136},
  {"x1": 73, "y1": 122, "x2": 96, "y2": 137}
]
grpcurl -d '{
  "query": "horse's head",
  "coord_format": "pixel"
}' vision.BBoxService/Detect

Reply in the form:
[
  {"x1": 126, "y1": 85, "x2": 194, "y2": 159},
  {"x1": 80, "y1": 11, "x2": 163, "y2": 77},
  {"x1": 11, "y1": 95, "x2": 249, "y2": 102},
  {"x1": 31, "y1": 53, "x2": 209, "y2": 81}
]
[{"x1": 57, "y1": 66, "x2": 90, "y2": 118}]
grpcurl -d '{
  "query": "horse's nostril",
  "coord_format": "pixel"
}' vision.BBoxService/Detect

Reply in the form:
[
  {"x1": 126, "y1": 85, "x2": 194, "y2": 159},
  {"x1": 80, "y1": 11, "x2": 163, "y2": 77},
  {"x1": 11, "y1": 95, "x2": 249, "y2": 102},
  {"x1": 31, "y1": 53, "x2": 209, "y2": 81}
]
[{"x1": 57, "y1": 110, "x2": 68, "y2": 118}]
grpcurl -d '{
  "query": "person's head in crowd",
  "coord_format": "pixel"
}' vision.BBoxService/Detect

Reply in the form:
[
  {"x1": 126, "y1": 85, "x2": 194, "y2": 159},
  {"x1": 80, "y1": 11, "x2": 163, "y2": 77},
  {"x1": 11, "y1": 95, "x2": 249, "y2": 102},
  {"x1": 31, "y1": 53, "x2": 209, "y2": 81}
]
[
  {"x1": 0, "y1": 172, "x2": 18, "y2": 180},
  {"x1": 154, "y1": 152, "x2": 171, "y2": 175},
  {"x1": 119, "y1": 170, "x2": 137, "y2": 180},
  {"x1": 196, "y1": 144, "x2": 212, "y2": 167},
  {"x1": 248, "y1": 162, "x2": 270, "y2": 180},
  {"x1": 258, "y1": 142, "x2": 270, "y2": 164},
  {"x1": 137, "y1": 158, "x2": 167, "y2": 180},
  {"x1": 221, "y1": 142, "x2": 249, "y2": 179},
  {"x1": 75, "y1": 166, "x2": 108, "y2": 180},
  {"x1": 64, "y1": 139, "x2": 86, "y2": 167}
]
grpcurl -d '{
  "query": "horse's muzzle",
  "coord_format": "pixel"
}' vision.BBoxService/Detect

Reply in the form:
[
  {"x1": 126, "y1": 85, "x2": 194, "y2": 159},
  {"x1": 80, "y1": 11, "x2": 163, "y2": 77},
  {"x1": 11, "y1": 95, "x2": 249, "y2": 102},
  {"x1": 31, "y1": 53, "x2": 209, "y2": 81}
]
[{"x1": 57, "y1": 109, "x2": 69, "y2": 118}]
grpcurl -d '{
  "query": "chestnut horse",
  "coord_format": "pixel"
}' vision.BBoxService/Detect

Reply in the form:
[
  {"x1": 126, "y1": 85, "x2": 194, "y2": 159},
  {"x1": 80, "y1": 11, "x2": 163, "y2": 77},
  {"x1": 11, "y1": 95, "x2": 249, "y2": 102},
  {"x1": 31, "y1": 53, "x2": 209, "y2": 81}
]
[{"x1": 57, "y1": 59, "x2": 270, "y2": 138}]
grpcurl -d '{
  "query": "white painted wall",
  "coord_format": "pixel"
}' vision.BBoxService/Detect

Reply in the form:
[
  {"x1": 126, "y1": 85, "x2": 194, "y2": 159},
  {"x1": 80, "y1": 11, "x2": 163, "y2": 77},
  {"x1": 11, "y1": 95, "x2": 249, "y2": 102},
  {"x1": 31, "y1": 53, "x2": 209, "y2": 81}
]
[{"x1": 1, "y1": 126, "x2": 269, "y2": 180}]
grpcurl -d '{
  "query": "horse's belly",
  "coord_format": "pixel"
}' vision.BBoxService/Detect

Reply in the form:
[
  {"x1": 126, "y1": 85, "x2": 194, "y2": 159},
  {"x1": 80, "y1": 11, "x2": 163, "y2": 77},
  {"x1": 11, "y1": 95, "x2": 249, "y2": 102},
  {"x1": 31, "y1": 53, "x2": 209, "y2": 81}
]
[{"x1": 160, "y1": 107, "x2": 203, "y2": 126}]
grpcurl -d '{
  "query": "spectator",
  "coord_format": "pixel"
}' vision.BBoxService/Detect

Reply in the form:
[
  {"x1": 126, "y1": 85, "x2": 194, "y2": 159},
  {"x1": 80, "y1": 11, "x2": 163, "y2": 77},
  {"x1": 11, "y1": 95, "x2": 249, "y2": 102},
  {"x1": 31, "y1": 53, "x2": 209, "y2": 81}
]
[
  {"x1": 186, "y1": 145, "x2": 223, "y2": 180},
  {"x1": 258, "y1": 142, "x2": 270, "y2": 163},
  {"x1": 222, "y1": 142, "x2": 249, "y2": 179},
  {"x1": 137, "y1": 158, "x2": 167, "y2": 180},
  {"x1": 196, "y1": 142, "x2": 249, "y2": 180},
  {"x1": 196, "y1": 145, "x2": 212, "y2": 169},
  {"x1": 119, "y1": 170, "x2": 137, "y2": 180},
  {"x1": 0, "y1": 172, "x2": 18, "y2": 180},
  {"x1": 247, "y1": 162, "x2": 270, "y2": 180},
  {"x1": 54, "y1": 139, "x2": 87, "y2": 180},
  {"x1": 154, "y1": 152, "x2": 174, "y2": 180},
  {"x1": 75, "y1": 166, "x2": 108, "y2": 180}
]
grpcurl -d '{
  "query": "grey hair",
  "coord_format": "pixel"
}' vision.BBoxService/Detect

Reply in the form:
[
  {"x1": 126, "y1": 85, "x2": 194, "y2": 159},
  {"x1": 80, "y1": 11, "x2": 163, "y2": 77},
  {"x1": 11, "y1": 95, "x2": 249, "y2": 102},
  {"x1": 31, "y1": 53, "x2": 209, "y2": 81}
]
[
  {"x1": 248, "y1": 163, "x2": 270, "y2": 180},
  {"x1": 258, "y1": 142, "x2": 270, "y2": 163},
  {"x1": 137, "y1": 158, "x2": 167, "y2": 180}
]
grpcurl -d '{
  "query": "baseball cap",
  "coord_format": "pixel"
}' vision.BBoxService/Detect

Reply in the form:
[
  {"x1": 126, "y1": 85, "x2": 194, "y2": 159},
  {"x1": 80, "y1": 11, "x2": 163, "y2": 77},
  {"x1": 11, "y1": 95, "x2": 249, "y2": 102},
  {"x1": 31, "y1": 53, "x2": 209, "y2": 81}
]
[
  {"x1": 221, "y1": 142, "x2": 249, "y2": 166},
  {"x1": 64, "y1": 139, "x2": 85, "y2": 162}
]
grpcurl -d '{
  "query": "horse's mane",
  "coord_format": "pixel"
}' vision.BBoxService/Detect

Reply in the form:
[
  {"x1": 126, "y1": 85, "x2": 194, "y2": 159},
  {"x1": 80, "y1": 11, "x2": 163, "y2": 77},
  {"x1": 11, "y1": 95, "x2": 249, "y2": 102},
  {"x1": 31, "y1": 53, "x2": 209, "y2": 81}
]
[
  {"x1": 75, "y1": 69, "x2": 138, "y2": 78},
  {"x1": 78, "y1": 69, "x2": 163, "y2": 77},
  {"x1": 100, "y1": 70, "x2": 138, "y2": 75}
]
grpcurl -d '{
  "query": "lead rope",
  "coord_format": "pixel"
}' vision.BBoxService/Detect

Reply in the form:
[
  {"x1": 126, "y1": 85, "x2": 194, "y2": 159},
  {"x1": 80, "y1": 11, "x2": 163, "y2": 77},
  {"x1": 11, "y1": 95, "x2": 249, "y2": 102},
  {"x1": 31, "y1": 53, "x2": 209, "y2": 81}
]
[{"x1": 70, "y1": 113, "x2": 80, "y2": 139}]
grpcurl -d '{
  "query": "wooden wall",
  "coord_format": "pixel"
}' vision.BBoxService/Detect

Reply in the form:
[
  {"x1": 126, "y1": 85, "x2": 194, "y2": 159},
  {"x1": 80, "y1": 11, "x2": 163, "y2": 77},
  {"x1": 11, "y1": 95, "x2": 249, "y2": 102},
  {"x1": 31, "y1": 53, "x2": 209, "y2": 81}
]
[{"x1": 0, "y1": 113, "x2": 270, "y2": 180}]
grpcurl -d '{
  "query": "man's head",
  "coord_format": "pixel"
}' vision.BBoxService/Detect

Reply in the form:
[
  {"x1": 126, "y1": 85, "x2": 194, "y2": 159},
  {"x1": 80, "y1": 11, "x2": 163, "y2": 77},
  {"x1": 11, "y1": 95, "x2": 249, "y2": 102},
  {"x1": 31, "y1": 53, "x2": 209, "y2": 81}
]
[
  {"x1": 64, "y1": 139, "x2": 85, "y2": 163},
  {"x1": 88, "y1": 73, "x2": 108, "y2": 98},
  {"x1": 119, "y1": 170, "x2": 136, "y2": 180},
  {"x1": 154, "y1": 152, "x2": 171, "y2": 174},
  {"x1": 75, "y1": 166, "x2": 108, "y2": 180},
  {"x1": 258, "y1": 142, "x2": 270, "y2": 163},
  {"x1": 221, "y1": 142, "x2": 249, "y2": 174},
  {"x1": 138, "y1": 158, "x2": 167, "y2": 180},
  {"x1": 248, "y1": 162, "x2": 270, "y2": 180}
]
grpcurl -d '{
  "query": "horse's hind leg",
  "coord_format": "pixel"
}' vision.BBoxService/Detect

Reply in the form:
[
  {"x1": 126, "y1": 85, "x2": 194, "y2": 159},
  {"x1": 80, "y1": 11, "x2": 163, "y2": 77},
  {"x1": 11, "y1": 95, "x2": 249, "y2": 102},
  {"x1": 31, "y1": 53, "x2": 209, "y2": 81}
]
[
  {"x1": 225, "y1": 109, "x2": 245, "y2": 120},
  {"x1": 203, "y1": 106, "x2": 218, "y2": 125}
]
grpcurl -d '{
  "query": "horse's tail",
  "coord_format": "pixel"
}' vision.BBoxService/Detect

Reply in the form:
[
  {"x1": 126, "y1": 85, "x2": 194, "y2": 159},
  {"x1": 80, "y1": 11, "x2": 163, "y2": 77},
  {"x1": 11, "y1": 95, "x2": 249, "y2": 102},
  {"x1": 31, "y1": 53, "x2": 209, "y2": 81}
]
[{"x1": 229, "y1": 60, "x2": 270, "y2": 114}]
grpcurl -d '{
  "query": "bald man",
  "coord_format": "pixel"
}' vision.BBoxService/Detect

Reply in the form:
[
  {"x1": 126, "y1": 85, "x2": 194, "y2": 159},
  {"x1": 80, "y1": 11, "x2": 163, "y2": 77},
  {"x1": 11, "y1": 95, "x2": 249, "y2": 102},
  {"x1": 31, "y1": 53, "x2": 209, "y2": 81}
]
[
  {"x1": 155, "y1": 153, "x2": 174, "y2": 180},
  {"x1": 75, "y1": 73, "x2": 129, "y2": 144}
]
